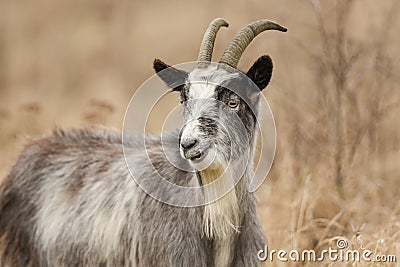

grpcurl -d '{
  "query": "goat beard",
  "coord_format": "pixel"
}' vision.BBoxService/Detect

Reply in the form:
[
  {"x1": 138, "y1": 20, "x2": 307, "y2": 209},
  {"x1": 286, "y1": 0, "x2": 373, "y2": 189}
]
[{"x1": 200, "y1": 162, "x2": 240, "y2": 239}]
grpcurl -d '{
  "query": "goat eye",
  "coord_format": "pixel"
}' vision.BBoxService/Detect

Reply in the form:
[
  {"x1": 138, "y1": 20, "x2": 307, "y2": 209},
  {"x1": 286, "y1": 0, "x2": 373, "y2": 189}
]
[{"x1": 227, "y1": 99, "x2": 240, "y2": 109}]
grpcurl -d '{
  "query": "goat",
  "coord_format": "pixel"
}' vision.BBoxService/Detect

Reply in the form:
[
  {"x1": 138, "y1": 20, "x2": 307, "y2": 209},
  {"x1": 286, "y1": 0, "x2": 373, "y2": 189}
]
[{"x1": 0, "y1": 18, "x2": 286, "y2": 266}]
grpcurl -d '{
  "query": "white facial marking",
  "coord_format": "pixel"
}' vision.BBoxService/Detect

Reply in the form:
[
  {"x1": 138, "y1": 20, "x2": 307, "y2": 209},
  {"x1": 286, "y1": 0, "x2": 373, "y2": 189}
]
[
  {"x1": 188, "y1": 83, "x2": 216, "y2": 99},
  {"x1": 187, "y1": 65, "x2": 239, "y2": 100}
]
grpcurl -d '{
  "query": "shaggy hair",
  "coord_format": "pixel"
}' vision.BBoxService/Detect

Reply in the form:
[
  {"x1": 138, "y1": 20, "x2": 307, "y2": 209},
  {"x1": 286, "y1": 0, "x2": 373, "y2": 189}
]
[
  {"x1": 0, "y1": 128, "x2": 264, "y2": 266},
  {"x1": 0, "y1": 18, "x2": 286, "y2": 266}
]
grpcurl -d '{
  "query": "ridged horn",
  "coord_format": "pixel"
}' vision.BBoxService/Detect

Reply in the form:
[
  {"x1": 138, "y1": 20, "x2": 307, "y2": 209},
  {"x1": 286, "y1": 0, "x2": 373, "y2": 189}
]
[
  {"x1": 219, "y1": 20, "x2": 287, "y2": 68},
  {"x1": 197, "y1": 18, "x2": 229, "y2": 64}
]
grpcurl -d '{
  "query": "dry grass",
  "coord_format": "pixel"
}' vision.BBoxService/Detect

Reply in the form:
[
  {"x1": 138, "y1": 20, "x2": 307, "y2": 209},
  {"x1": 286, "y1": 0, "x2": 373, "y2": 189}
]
[{"x1": 0, "y1": 0, "x2": 399, "y2": 265}]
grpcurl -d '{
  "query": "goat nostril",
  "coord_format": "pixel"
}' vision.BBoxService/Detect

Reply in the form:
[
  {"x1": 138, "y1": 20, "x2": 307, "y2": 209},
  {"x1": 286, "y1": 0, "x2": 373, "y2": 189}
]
[{"x1": 181, "y1": 139, "x2": 198, "y2": 150}]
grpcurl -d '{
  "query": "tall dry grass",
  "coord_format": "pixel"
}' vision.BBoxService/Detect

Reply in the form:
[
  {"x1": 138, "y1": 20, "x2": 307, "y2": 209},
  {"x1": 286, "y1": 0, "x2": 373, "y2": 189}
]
[{"x1": 0, "y1": 0, "x2": 399, "y2": 265}]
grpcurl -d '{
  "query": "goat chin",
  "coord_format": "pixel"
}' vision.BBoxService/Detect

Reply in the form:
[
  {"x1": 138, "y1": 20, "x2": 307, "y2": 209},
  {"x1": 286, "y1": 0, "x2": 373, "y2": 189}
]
[{"x1": 200, "y1": 164, "x2": 240, "y2": 239}]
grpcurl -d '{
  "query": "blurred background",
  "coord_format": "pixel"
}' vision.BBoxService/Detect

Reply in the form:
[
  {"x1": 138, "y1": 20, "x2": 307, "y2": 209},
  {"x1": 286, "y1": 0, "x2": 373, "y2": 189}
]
[{"x1": 0, "y1": 0, "x2": 399, "y2": 265}]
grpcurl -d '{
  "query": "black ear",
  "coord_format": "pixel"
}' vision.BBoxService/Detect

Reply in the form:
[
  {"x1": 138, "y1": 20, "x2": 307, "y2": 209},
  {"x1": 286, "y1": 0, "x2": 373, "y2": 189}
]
[
  {"x1": 246, "y1": 55, "x2": 273, "y2": 91},
  {"x1": 153, "y1": 59, "x2": 188, "y2": 91}
]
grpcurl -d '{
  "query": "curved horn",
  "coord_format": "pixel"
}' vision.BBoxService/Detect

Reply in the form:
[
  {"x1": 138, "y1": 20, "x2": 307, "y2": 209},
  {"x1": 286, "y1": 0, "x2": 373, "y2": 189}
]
[
  {"x1": 198, "y1": 18, "x2": 229, "y2": 63},
  {"x1": 219, "y1": 20, "x2": 287, "y2": 68}
]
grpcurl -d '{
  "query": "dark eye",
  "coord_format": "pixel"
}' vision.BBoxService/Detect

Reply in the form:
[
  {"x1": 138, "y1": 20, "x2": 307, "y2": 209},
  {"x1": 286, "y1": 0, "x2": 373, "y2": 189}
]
[{"x1": 227, "y1": 99, "x2": 240, "y2": 109}]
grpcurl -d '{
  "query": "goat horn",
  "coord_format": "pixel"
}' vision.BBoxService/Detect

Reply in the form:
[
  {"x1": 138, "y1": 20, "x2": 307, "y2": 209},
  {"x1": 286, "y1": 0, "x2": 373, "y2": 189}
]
[
  {"x1": 219, "y1": 20, "x2": 287, "y2": 68},
  {"x1": 198, "y1": 18, "x2": 229, "y2": 64}
]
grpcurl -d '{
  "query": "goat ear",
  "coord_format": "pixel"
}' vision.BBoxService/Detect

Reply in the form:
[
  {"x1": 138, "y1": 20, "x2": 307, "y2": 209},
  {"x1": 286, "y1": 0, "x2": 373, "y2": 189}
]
[
  {"x1": 246, "y1": 55, "x2": 273, "y2": 91},
  {"x1": 153, "y1": 59, "x2": 188, "y2": 91}
]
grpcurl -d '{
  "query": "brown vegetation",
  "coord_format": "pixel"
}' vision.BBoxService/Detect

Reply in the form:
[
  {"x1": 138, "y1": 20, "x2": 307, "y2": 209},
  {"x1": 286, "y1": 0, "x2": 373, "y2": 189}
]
[{"x1": 0, "y1": 0, "x2": 399, "y2": 265}]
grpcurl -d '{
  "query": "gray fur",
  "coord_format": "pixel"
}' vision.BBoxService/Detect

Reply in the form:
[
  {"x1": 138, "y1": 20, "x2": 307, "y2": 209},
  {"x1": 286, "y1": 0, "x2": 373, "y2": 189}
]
[
  {"x1": 0, "y1": 125, "x2": 265, "y2": 266},
  {"x1": 0, "y1": 44, "x2": 271, "y2": 267}
]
